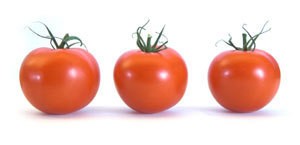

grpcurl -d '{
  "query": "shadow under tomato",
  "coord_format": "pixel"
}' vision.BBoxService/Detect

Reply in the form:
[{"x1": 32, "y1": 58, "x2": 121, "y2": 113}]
[
  {"x1": 23, "y1": 106, "x2": 188, "y2": 120},
  {"x1": 187, "y1": 106, "x2": 284, "y2": 119},
  {"x1": 78, "y1": 106, "x2": 188, "y2": 119},
  {"x1": 23, "y1": 105, "x2": 284, "y2": 120}
]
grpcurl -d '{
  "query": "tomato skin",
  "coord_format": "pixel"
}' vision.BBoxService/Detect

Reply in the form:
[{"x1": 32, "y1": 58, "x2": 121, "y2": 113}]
[
  {"x1": 208, "y1": 49, "x2": 280, "y2": 112},
  {"x1": 114, "y1": 48, "x2": 188, "y2": 113},
  {"x1": 20, "y1": 48, "x2": 100, "y2": 114}
]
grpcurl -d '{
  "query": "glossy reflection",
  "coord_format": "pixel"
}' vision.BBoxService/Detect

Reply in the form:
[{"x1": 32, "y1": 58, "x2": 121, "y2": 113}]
[
  {"x1": 159, "y1": 70, "x2": 169, "y2": 80},
  {"x1": 68, "y1": 68, "x2": 78, "y2": 78},
  {"x1": 254, "y1": 68, "x2": 265, "y2": 79},
  {"x1": 30, "y1": 73, "x2": 41, "y2": 81}
]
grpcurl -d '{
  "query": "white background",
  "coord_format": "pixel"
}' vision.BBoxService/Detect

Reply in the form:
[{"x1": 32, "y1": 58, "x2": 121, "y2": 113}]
[{"x1": 0, "y1": 0, "x2": 299, "y2": 144}]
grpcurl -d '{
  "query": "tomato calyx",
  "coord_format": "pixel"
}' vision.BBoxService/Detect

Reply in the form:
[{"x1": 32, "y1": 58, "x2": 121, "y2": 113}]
[
  {"x1": 28, "y1": 22, "x2": 86, "y2": 50},
  {"x1": 217, "y1": 21, "x2": 271, "y2": 51},
  {"x1": 133, "y1": 20, "x2": 168, "y2": 53}
]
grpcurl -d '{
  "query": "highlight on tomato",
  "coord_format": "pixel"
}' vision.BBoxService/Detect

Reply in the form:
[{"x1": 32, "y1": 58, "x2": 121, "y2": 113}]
[
  {"x1": 208, "y1": 22, "x2": 280, "y2": 113},
  {"x1": 20, "y1": 22, "x2": 100, "y2": 114},
  {"x1": 114, "y1": 20, "x2": 188, "y2": 114}
]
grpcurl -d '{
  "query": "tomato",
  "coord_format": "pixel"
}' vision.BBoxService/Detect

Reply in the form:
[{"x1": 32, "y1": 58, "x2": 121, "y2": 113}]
[
  {"x1": 114, "y1": 21, "x2": 188, "y2": 113},
  {"x1": 114, "y1": 49, "x2": 187, "y2": 113},
  {"x1": 208, "y1": 22, "x2": 280, "y2": 112},
  {"x1": 20, "y1": 23, "x2": 100, "y2": 114},
  {"x1": 208, "y1": 50, "x2": 280, "y2": 112}
]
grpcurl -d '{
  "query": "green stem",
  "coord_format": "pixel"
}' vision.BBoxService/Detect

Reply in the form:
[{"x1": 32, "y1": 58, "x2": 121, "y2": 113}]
[
  {"x1": 134, "y1": 20, "x2": 168, "y2": 53},
  {"x1": 58, "y1": 33, "x2": 69, "y2": 48},
  {"x1": 218, "y1": 21, "x2": 270, "y2": 51},
  {"x1": 146, "y1": 34, "x2": 152, "y2": 52},
  {"x1": 29, "y1": 22, "x2": 85, "y2": 49},
  {"x1": 242, "y1": 33, "x2": 247, "y2": 51}
]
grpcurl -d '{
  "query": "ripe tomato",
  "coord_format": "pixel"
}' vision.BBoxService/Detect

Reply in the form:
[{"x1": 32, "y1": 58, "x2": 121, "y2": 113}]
[
  {"x1": 208, "y1": 22, "x2": 280, "y2": 112},
  {"x1": 20, "y1": 23, "x2": 100, "y2": 114},
  {"x1": 114, "y1": 49, "x2": 187, "y2": 113},
  {"x1": 208, "y1": 50, "x2": 280, "y2": 112},
  {"x1": 114, "y1": 21, "x2": 188, "y2": 113}
]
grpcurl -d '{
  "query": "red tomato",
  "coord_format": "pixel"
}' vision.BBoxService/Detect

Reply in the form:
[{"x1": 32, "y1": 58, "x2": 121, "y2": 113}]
[
  {"x1": 114, "y1": 48, "x2": 187, "y2": 113},
  {"x1": 20, "y1": 48, "x2": 100, "y2": 114},
  {"x1": 20, "y1": 23, "x2": 100, "y2": 114},
  {"x1": 114, "y1": 21, "x2": 188, "y2": 113},
  {"x1": 208, "y1": 50, "x2": 280, "y2": 112},
  {"x1": 208, "y1": 22, "x2": 280, "y2": 112}
]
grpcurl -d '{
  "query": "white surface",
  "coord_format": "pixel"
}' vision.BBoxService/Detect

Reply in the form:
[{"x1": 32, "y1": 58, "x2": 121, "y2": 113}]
[{"x1": 0, "y1": 0, "x2": 299, "y2": 144}]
